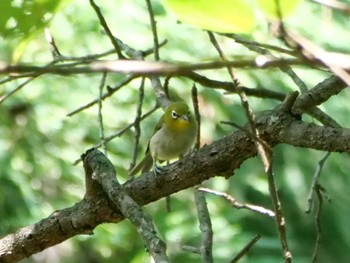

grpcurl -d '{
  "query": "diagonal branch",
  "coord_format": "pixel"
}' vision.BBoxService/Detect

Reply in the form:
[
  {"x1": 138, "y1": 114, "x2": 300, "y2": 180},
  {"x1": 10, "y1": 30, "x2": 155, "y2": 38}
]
[
  {"x1": 1, "y1": 105, "x2": 350, "y2": 262},
  {"x1": 194, "y1": 189, "x2": 213, "y2": 263},
  {"x1": 89, "y1": 0, "x2": 125, "y2": 59},
  {"x1": 82, "y1": 149, "x2": 169, "y2": 262},
  {"x1": 185, "y1": 71, "x2": 286, "y2": 100},
  {"x1": 292, "y1": 75, "x2": 347, "y2": 115}
]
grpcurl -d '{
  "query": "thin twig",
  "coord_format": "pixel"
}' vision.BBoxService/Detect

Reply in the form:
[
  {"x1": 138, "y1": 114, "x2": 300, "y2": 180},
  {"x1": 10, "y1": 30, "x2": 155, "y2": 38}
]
[
  {"x1": 225, "y1": 32, "x2": 308, "y2": 94},
  {"x1": 265, "y1": 7, "x2": 293, "y2": 260},
  {"x1": 48, "y1": 29, "x2": 163, "y2": 63},
  {"x1": 144, "y1": 0, "x2": 170, "y2": 108},
  {"x1": 307, "y1": 107, "x2": 341, "y2": 128},
  {"x1": 284, "y1": 27, "x2": 350, "y2": 86},
  {"x1": 208, "y1": 32, "x2": 272, "y2": 170},
  {"x1": 0, "y1": 76, "x2": 39, "y2": 104},
  {"x1": 230, "y1": 234, "x2": 261, "y2": 263},
  {"x1": 182, "y1": 245, "x2": 201, "y2": 254},
  {"x1": 94, "y1": 106, "x2": 158, "y2": 148},
  {"x1": 73, "y1": 106, "x2": 158, "y2": 166},
  {"x1": 67, "y1": 74, "x2": 136, "y2": 117},
  {"x1": 163, "y1": 76, "x2": 171, "y2": 99},
  {"x1": 65, "y1": 38, "x2": 167, "y2": 117},
  {"x1": 0, "y1": 73, "x2": 40, "y2": 85},
  {"x1": 207, "y1": 36, "x2": 288, "y2": 261},
  {"x1": 145, "y1": 0, "x2": 160, "y2": 61},
  {"x1": 225, "y1": 33, "x2": 296, "y2": 56},
  {"x1": 191, "y1": 84, "x2": 201, "y2": 150},
  {"x1": 191, "y1": 86, "x2": 212, "y2": 262},
  {"x1": 56, "y1": 49, "x2": 116, "y2": 62},
  {"x1": 186, "y1": 72, "x2": 344, "y2": 129},
  {"x1": 97, "y1": 72, "x2": 107, "y2": 155},
  {"x1": 44, "y1": 28, "x2": 62, "y2": 60},
  {"x1": 311, "y1": 184, "x2": 324, "y2": 263},
  {"x1": 109, "y1": 36, "x2": 166, "y2": 59},
  {"x1": 266, "y1": 158, "x2": 292, "y2": 262},
  {"x1": 105, "y1": 22, "x2": 168, "y2": 110},
  {"x1": 185, "y1": 71, "x2": 286, "y2": 99},
  {"x1": 305, "y1": 152, "x2": 330, "y2": 213},
  {"x1": 282, "y1": 67, "x2": 308, "y2": 93},
  {"x1": 145, "y1": 0, "x2": 170, "y2": 108},
  {"x1": 194, "y1": 188, "x2": 213, "y2": 263},
  {"x1": 199, "y1": 188, "x2": 275, "y2": 217},
  {"x1": 89, "y1": 0, "x2": 125, "y2": 59},
  {"x1": 208, "y1": 38, "x2": 286, "y2": 258},
  {"x1": 220, "y1": 121, "x2": 272, "y2": 152},
  {"x1": 129, "y1": 77, "x2": 145, "y2": 178},
  {"x1": 44, "y1": 28, "x2": 120, "y2": 64}
]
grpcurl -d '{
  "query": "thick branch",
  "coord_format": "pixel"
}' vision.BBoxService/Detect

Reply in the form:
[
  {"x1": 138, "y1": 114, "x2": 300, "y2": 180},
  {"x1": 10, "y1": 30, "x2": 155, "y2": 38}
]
[
  {"x1": 82, "y1": 149, "x2": 169, "y2": 262},
  {"x1": 292, "y1": 75, "x2": 347, "y2": 114},
  {"x1": 1, "y1": 108, "x2": 350, "y2": 262},
  {"x1": 185, "y1": 72, "x2": 286, "y2": 100},
  {"x1": 0, "y1": 195, "x2": 117, "y2": 263}
]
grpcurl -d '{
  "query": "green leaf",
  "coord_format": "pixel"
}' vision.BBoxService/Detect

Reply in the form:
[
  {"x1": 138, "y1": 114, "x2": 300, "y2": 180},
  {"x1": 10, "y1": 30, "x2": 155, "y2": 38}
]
[
  {"x1": 0, "y1": 0, "x2": 72, "y2": 62},
  {"x1": 257, "y1": 0, "x2": 303, "y2": 18},
  {"x1": 0, "y1": 0, "x2": 65, "y2": 37},
  {"x1": 164, "y1": 0, "x2": 255, "y2": 33}
]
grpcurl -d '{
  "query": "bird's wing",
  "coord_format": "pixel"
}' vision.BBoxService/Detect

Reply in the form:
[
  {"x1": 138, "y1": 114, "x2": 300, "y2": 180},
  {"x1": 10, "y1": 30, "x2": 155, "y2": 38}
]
[
  {"x1": 129, "y1": 115, "x2": 166, "y2": 176},
  {"x1": 144, "y1": 114, "x2": 165, "y2": 155}
]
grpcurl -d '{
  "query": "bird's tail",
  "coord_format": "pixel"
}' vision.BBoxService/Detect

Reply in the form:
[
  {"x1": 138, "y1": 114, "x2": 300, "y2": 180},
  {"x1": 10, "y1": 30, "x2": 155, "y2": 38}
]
[{"x1": 128, "y1": 153, "x2": 153, "y2": 176}]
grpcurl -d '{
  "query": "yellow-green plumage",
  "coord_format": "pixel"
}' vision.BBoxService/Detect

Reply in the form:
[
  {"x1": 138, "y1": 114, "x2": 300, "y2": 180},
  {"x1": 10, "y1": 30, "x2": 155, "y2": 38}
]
[{"x1": 129, "y1": 101, "x2": 197, "y2": 176}]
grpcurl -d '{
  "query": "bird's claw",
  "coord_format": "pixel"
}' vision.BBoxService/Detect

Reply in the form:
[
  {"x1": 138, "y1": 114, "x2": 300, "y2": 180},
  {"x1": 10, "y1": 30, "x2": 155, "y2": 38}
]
[{"x1": 152, "y1": 163, "x2": 164, "y2": 175}]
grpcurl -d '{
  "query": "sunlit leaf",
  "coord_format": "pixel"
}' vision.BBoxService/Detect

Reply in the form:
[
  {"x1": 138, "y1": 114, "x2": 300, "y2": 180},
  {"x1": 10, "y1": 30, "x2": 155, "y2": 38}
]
[
  {"x1": 257, "y1": 0, "x2": 303, "y2": 18},
  {"x1": 164, "y1": 0, "x2": 255, "y2": 33},
  {"x1": 0, "y1": 0, "x2": 67, "y2": 37},
  {"x1": 0, "y1": 0, "x2": 72, "y2": 62}
]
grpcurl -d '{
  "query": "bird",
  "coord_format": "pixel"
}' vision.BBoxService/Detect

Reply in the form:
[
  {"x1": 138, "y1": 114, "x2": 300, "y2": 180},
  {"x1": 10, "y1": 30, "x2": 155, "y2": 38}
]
[{"x1": 129, "y1": 101, "x2": 198, "y2": 176}]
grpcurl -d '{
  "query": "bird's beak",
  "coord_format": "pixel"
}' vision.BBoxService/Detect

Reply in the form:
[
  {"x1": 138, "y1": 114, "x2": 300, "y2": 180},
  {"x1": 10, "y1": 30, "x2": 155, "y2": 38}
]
[{"x1": 180, "y1": 115, "x2": 189, "y2": 122}]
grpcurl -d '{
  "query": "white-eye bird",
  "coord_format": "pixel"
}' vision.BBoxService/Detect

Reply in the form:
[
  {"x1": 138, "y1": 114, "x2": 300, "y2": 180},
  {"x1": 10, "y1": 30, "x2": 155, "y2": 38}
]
[{"x1": 129, "y1": 101, "x2": 198, "y2": 176}]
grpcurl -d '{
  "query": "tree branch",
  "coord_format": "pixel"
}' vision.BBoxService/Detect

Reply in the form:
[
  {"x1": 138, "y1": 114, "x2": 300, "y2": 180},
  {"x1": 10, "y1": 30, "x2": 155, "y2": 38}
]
[
  {"x1": 0, "y1": 58, "x2": 321, "y2": 76},
  {"x1": 194, "y1": 189, "x2": 213, "y2": 263},
  {"x1": 0, "y1": 194, "x2": 117, "y2": 263},
  {"x1": 1, "y1": 105, "x2": 350, "y2": 262},
  {"x1": 89, "y1": 0, "x2": 125, "y2": 59},
  {"x1": 292, "y1": 75, "x2": 347, "y2": 115},
  {"x1": 185, "y1": 71, "x2": 286, "y2": 100},
  {"x1": 82, "y1": 149, "x2": 169, "y2": 262}
]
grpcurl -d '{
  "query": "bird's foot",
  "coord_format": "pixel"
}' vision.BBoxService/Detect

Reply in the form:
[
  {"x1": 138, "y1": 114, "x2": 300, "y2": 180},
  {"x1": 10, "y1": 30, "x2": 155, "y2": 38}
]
[{"x1": 152, "y1": 163, "x2": 164, "y2": 175}]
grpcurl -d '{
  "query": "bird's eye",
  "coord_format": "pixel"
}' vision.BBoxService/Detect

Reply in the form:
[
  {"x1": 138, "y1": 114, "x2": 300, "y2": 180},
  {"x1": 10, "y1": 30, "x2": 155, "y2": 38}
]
[
  {"x1": 187, "y1": 111, "x2": 191, "y2": 116},
  {"x1": 171, "y1": 110, "x2": 178, "y2": 119}
]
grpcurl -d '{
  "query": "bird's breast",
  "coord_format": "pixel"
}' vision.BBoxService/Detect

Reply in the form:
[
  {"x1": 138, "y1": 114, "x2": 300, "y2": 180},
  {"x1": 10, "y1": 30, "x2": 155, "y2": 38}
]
[{"x1": 149, "y1": 125, "x2": 196, "y2": 161}]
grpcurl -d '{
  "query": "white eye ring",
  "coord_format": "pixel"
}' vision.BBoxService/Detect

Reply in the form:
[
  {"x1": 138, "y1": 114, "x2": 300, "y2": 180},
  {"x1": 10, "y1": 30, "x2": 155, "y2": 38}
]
[{"x1": 171, "y1": 110, "x2": 178, "y2": 119}]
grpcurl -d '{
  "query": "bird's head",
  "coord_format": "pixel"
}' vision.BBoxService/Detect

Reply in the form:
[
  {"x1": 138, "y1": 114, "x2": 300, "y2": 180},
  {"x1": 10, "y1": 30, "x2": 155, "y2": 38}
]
[{"x1": 164, "y1": 101, "x2": 193, "y2": 132}]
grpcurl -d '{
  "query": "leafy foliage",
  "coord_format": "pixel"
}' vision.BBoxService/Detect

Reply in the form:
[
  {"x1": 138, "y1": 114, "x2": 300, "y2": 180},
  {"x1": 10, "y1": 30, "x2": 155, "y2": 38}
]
[
  {"x1": 257, "y1": 0, "x2": 304, "y2": 18},
  {"x1": 0, "y1": 0, "x2": 71, "y2": 62},
  {"x1": 165, "y1": 0, "x2": 254, "y2": 33},
  {"x1": 165, "y1": 0, "x2": 304, "y2": 33}
]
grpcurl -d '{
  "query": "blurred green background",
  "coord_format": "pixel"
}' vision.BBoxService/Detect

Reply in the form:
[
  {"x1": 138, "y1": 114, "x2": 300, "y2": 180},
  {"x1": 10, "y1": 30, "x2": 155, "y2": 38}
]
[{"x1": 1, "y1": 0, "x2": 350, "y2": 262}]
